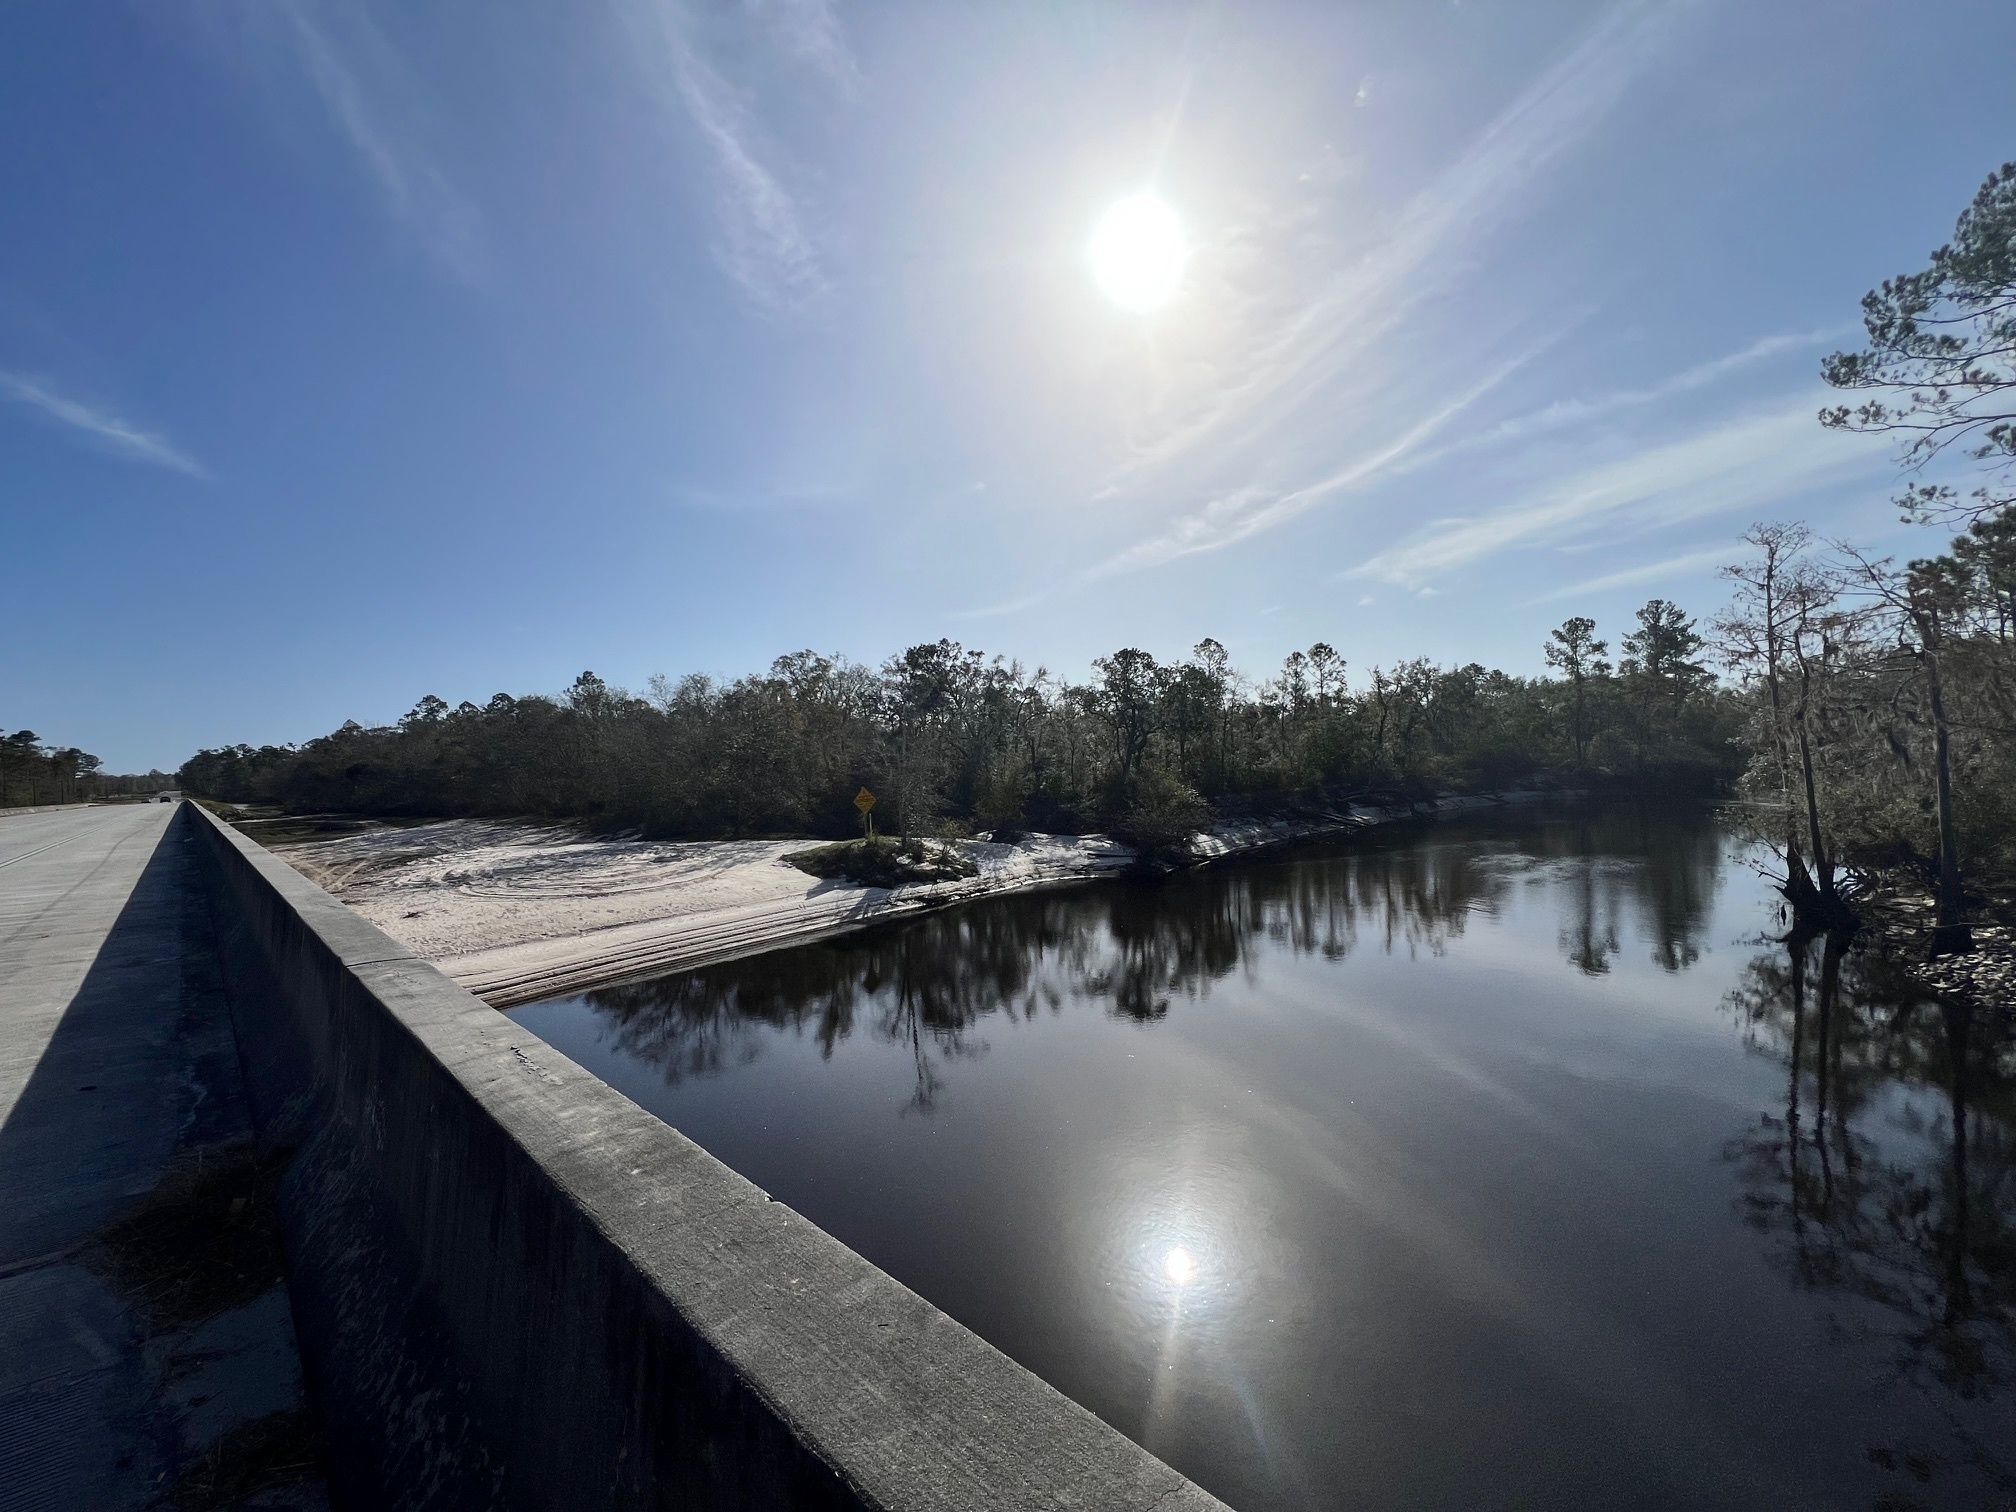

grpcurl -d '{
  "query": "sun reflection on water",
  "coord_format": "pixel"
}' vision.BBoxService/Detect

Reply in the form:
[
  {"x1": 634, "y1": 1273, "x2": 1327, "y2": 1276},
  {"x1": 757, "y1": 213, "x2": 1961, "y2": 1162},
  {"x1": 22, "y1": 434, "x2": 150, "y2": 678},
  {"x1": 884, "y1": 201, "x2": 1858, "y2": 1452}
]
[{"x1": 1118, "y1": 1203, "x2": 1239, "y2": 1324}]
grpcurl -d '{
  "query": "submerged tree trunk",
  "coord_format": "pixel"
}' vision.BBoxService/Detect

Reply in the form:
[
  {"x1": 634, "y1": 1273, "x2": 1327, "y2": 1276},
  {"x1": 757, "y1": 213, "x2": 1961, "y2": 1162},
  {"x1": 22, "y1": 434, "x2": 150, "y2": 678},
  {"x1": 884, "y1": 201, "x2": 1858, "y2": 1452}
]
[
  {"x1": 1763, "y1": 624, "x2": 1807, "y2": 911},
  {"x1": 1922, "y1": 639, "x2": 1973, "y2": 955},
  {"x1": 1784, "y1": 640, "x2": 1855, "y2": 932}
]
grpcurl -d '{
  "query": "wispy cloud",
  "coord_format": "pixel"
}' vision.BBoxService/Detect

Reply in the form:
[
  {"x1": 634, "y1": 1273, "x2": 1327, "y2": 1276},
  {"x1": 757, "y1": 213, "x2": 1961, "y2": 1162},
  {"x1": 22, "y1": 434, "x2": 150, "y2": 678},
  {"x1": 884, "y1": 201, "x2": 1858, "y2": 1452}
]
[
  {"x1": 0, "y1": 372, "x2": 207, "y2": 477},
  {"x1": 744, "y1": 0, "x2": 860, "y2": 93},
  {"x1": 670, "y1": 45, "x2": 824, "y2": 304},
  {"x1": 619, "y1": 1, "x2": 834, "y2": 308},
  {"x1": 1091, "y1": 353, "x2": 1533, "y2": 577},
  {"x1": 1521, "y1": 545, "x2": 1736, "y2": 606},
  {"x1": 1352, "y1": 393, "x2": 1885, "y2": 587},
  {"x1": 1427, "y1": 327, "x2": 1853, "y2": 465},
  {"x1": 1093, "y1": 0, "x2": 1695, "y2": 577},
  {"x1": 1118, "y1": 1, "x2": 1690, "y2": 484},
  {"x1": 276, "y1": 1, "x2": 486, "y2": 283}
]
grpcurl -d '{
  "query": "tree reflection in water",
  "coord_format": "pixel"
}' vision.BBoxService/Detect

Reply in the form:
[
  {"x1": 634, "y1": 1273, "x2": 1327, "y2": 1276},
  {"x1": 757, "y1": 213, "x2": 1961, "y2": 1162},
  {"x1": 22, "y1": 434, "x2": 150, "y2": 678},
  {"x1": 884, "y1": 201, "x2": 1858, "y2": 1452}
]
[
  {"x1": 584, "y1": 808, "x2": 1724, "y2": 1108},
  {"x1": 1524, "y1": 807, "x2": 1723, "y2": 975},
  {"x1": 1726, "y1": 931, "x2": 2016, "y2": 1507}
]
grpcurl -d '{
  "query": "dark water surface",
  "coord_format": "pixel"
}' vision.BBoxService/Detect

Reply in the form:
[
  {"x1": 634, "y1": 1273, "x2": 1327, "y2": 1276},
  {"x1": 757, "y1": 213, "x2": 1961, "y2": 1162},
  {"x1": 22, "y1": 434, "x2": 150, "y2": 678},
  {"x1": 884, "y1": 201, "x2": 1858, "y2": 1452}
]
[{"x1": 511, "y1": 807, "x2": 2014, "y2": 1511}]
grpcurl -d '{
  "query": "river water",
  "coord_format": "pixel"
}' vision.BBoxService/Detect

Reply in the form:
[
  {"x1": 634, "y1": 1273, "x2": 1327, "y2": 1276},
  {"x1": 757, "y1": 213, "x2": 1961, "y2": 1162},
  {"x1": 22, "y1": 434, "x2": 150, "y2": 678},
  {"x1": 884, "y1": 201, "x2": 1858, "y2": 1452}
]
[{"x1": 510, "y1": 805, "x2": 2013, "y2": 1511}]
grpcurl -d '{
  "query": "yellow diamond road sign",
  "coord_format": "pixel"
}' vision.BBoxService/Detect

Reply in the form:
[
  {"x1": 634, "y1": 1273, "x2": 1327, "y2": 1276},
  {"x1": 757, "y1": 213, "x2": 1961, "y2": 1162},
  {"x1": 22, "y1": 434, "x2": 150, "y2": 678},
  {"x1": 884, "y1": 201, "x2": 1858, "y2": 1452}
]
[{"x1": 854, "y1": 787, "x2": 876, "y2": 813}]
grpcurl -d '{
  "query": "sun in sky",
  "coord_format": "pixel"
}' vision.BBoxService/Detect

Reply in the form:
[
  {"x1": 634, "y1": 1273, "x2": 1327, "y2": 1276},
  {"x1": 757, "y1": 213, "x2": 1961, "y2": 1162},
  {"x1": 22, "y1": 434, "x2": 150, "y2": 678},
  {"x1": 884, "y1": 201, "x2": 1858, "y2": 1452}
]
[{"x1": 1088, "y1": 192, "x2": 1186, "y2": 313}]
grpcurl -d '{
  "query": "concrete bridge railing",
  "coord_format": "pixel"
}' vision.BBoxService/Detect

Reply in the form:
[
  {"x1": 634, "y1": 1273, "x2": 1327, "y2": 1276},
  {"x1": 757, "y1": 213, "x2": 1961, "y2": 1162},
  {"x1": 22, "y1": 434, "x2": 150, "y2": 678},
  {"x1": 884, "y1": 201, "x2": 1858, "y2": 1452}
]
[{"x1": 183, "y1": 800, "x2": 1229, "y2": 1511}]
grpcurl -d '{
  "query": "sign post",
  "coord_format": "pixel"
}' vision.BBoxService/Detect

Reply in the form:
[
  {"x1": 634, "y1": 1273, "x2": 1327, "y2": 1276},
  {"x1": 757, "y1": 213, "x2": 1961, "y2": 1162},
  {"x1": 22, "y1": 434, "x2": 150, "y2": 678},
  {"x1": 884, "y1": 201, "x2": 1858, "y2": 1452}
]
[{"x1": 853, "y1": 786, "x2": 876, "y2": 840}]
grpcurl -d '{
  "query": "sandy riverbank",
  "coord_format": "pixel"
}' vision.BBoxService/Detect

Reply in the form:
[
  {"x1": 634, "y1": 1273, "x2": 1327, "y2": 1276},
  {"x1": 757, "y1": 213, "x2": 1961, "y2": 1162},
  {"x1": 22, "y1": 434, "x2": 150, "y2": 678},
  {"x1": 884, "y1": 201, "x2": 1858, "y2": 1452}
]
[{"x1": 269, "y1": 792, "x2": 1528, "y2": 1008}]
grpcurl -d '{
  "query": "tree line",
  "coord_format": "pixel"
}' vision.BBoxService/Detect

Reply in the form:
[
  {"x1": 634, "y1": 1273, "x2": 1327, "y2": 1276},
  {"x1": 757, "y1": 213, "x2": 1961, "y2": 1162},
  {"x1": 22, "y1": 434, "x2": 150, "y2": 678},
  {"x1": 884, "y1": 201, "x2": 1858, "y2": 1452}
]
[
  {"x1": 176, "y1": 597, "x2": 1741, "y2": 848},
  {"x1": 1, "y1": 729, "x2": 172, "y2": 807}
]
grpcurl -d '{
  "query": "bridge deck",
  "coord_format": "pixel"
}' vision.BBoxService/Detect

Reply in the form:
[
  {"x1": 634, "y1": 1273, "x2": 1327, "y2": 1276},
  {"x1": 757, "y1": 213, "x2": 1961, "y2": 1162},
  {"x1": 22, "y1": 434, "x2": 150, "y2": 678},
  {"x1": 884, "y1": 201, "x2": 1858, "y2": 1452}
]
[{"x1": 0, "y1": 805, "x2": 326, "y2": 1511}]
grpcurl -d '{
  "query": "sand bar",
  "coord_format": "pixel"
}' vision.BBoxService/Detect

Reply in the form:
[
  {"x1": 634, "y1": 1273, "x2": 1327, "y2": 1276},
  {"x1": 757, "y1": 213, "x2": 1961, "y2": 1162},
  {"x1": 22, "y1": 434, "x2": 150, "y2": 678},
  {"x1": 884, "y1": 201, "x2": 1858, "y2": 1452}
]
[{"x1": 272, "y1": 795, "x2": 1519, "y2": 1008}]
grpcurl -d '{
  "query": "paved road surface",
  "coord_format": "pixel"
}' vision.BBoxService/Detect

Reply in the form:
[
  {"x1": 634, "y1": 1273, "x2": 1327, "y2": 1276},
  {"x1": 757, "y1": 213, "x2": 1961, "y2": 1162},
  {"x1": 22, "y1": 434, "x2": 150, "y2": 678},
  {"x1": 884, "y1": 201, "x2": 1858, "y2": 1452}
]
[{"x1": 0, "y1": 805, "x2": 326, "y2": 1510}]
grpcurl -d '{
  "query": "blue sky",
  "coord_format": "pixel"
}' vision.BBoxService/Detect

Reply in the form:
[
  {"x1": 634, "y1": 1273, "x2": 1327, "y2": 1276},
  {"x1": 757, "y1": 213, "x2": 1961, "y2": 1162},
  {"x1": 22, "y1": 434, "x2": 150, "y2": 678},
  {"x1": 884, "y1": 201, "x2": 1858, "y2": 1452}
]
[{"x1": 4, "y1": 0, "x2": 2012, "y2": 771}]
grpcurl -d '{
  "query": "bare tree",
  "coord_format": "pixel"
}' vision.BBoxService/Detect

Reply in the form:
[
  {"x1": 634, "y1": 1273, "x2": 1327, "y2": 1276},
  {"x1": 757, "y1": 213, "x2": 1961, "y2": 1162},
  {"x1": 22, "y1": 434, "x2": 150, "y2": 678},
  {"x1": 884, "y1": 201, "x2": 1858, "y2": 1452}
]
[{"x1": 1716, "y1": 525, "x2": 1857, "y2": 928}]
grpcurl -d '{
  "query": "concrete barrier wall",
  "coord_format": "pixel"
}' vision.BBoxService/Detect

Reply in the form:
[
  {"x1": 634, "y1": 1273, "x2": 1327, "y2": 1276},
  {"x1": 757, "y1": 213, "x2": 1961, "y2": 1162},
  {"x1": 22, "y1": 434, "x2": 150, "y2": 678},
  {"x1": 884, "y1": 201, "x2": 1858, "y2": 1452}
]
[{"x1": 183, "y1": 802, "x2": 1228, "y2": 1512}]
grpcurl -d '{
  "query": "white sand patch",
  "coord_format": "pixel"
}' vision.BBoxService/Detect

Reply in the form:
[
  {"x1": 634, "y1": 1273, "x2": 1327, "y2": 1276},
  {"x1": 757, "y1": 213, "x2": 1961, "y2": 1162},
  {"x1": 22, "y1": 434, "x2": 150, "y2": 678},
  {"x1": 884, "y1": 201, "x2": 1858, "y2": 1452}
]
[
  {"x1": 277, "y1": 821, "x2": 1136, "y2": 1007},
  {"x1": 274, "y1": 793, "x2": 1532, "y2": 1008}
]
